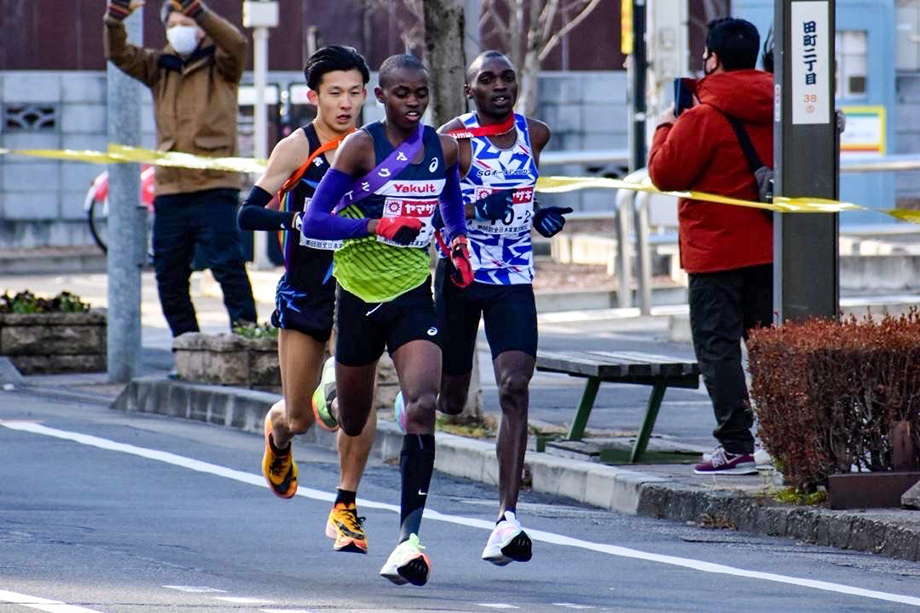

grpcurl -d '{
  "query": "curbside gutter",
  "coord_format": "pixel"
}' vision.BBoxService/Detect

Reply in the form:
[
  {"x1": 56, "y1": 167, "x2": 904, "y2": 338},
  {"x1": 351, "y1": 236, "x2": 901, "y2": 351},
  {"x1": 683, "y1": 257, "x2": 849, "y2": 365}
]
[{"x1": 112, "y1": 376, "x2": 920, "y2": 562}]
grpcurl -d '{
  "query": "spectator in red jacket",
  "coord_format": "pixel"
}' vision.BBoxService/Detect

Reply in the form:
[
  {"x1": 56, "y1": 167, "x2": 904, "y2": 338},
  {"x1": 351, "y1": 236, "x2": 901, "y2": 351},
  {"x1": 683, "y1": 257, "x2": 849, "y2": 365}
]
[{"x1": 648, "y1": 17, "x2": 773, "y2": 476}]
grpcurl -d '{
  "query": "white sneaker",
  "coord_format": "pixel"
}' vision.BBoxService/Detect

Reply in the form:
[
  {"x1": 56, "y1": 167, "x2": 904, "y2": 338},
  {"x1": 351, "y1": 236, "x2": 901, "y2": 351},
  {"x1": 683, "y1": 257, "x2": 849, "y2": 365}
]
[
  {"x1": 703, "y1": 446, "x2": 771, "y2": 466},
  {"x1": 379, "y1": 533, "x2": 430, "y2": 586},
  {"x1": 481, "y1": 511, "x2": 532, "y2": 566},
  {"x1": 754, "y1": 447, "x2": 773, "y2": 467}
]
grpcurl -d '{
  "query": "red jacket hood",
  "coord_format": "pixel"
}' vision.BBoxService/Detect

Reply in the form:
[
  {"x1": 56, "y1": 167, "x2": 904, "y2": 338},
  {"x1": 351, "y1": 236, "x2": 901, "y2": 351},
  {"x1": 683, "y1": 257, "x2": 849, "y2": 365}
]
[{"x1": 695, "y1": 70, "x2": 773, "y2": 124}]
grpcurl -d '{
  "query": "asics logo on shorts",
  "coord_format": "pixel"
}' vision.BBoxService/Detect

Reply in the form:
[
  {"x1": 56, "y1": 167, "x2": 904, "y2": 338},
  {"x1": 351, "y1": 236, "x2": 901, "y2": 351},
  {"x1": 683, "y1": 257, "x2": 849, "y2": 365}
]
[{"x1": 427, "y1": 327, "x2": 438, "y2": 336}]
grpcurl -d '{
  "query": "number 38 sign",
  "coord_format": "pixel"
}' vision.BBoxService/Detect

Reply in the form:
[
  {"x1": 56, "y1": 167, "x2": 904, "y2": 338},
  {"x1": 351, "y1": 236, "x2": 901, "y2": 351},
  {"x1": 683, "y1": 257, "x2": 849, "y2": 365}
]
[{"x1": 791, "y1": 1, "x2": 831, "y2": 125}]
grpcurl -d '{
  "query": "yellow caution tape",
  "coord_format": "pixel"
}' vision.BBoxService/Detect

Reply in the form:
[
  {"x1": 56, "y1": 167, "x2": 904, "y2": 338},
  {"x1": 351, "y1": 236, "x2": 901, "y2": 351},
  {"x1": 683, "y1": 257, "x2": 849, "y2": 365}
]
[
  {"x1": 0, "y1": 145, "x2": 917, "y2": 225},
  {"x1": 108, "y1": 144, "x2": 267, "y2": 174}
]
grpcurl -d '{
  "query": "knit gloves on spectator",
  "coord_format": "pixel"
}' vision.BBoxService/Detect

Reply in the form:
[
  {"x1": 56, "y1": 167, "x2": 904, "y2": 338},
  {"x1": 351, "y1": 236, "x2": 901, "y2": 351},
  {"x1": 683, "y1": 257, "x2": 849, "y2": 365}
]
[
  {"x1": 107, "y1": 0, "x2": 137, "y2": 20},
  {"x1": 169, "y1": 0, "x2": 207, "y2": 20},
  {"x1": 533, "y1": 206, "x2": 572, "y2": 238}
]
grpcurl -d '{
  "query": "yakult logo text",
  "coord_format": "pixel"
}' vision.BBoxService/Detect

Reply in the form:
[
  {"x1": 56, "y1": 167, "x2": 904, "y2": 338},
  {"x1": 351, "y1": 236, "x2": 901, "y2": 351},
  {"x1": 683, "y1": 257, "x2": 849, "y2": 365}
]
[{"x1": 392, "y1": 182, "x2": 438, "y2": 195}]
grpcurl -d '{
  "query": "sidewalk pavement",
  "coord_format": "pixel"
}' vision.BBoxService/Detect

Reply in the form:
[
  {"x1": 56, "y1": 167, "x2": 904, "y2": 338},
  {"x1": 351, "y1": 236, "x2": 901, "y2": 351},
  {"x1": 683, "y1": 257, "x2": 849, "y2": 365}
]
[{"x1": 10, "y1": 355, "x2": 920, "y2": 564}]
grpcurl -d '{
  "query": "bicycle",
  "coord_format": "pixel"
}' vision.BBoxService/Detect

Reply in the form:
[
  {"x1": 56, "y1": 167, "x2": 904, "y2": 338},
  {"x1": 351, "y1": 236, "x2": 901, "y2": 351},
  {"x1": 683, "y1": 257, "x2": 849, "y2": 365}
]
[{"x1": 84, "y1": 165, "x2": 155, "y2": 261}]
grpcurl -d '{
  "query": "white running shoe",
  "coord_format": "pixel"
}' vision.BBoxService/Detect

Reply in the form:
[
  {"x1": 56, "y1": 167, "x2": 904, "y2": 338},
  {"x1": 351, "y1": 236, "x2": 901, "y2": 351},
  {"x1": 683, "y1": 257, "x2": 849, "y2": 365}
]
[
  {"x1": 379, "y1": 533, "x2": 430, "y2": 586},
  {"x1": 393, "y1": 391, "x2": 407, "y2": 434},
  {"x1": 481, "y1": 511, "x2": 533, "y2": 566}
]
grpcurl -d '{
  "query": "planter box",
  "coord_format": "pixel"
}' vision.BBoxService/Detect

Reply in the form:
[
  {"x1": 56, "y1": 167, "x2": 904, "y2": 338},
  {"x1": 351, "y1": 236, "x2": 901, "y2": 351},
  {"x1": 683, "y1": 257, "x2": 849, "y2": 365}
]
[
  {"x1": 0, "y1": 309, "x2": 107, "y2": 374},
  {"x1": 173, "y1": 333, "x2": 280, "y2": 391}
]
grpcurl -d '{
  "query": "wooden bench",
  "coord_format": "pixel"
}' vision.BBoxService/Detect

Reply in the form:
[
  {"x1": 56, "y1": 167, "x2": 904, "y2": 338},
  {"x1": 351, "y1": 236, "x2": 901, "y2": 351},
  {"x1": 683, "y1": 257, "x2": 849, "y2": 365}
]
[{"x1": 535, "y1": 350, "x2": 701, "y2": 463}]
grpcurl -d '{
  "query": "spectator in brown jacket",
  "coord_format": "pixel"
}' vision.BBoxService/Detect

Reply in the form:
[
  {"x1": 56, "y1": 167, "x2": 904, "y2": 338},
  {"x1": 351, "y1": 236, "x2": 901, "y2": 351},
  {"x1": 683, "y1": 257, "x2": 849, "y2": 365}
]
[{"x1": 105, "y1": 0, "x2": 256, "y2": 337}]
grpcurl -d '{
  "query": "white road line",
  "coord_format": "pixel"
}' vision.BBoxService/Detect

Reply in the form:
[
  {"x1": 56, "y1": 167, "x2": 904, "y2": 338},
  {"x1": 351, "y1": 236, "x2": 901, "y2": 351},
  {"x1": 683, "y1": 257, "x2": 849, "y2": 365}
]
[
  {"x1": 5, "y1": 420, "x2": 920, "y2": 609},
  {"x1": 213, "y1": 596, "x2": 274, "y2": 604},
  {"x1": 162, "y1": 585, "x2": 226, "y2": 593},
  {"x1": 260, "y1": 610, "x2": 315, "y2": 613},
  {"x1": 477, "y1": 605, "x2": 519, "y2": 610},
  {"x1": 0, "y1": 589, "x2": 105, "y2": 613},
  {"x1": 553, "y1": 605, "x2": 595, "y2": 610}
]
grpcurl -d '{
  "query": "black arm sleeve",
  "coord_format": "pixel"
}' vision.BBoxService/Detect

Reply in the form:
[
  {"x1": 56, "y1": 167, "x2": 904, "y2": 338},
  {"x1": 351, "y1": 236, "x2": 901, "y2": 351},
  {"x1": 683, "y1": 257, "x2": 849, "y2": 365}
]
[{"x1": 237, "y1": 185, "x2": 297, "y2": 231}]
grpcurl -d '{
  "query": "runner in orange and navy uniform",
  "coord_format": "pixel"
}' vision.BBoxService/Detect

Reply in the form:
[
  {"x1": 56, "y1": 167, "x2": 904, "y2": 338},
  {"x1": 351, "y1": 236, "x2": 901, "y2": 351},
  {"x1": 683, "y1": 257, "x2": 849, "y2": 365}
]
[{"x1": 237, "y1": 46, "x2": 375, "y2": 555}]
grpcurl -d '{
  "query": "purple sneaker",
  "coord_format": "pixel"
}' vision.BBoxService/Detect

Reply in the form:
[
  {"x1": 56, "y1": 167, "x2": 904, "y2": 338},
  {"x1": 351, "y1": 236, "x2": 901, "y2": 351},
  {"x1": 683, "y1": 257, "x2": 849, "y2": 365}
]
[{"x1": 693, "y1": 447, "x2": 757, "y2": 475}]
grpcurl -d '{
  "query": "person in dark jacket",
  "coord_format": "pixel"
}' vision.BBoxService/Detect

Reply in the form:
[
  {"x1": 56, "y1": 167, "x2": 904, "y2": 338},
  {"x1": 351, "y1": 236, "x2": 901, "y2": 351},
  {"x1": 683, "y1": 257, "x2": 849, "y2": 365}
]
[
  {"x1": 648, "y1": 17, "x2": 773, "y2": 475},
  {"x1": 105, "y1": 0, "x2": 256, "y2": 337}
]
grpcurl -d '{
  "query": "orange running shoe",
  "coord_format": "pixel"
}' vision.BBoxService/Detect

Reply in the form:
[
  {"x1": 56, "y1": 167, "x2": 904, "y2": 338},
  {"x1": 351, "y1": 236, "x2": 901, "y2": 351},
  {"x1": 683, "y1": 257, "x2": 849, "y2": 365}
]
[
  {"x1": 261, "y1": 413, "x2": 298, "y2": 499},
  {"x1": 325, "y1": 502, "x2": 368, "y2": 554}
]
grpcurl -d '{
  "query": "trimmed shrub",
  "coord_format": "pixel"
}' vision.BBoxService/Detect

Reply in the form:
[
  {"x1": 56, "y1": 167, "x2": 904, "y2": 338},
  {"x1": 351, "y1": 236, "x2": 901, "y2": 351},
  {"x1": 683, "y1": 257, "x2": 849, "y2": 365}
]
[
  {"x1": 748, "y1": 311, "x2": 920, "y2": 492},
  {"x1": 0, "y1": 290, "x2": 89, "y2": 314}
]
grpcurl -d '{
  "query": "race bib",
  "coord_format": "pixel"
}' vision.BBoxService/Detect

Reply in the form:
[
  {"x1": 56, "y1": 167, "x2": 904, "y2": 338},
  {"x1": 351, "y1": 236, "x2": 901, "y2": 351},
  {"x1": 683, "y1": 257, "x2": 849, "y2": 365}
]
[
  {"x1": 299, "y1": 197, "x2": 342, "y2": 250},
  {"x1": 376, "y1": 197, "x2": 438, "y2": 248},
  {"x1": 470, "y1": 186, "x2": 534, "y2": 235}
]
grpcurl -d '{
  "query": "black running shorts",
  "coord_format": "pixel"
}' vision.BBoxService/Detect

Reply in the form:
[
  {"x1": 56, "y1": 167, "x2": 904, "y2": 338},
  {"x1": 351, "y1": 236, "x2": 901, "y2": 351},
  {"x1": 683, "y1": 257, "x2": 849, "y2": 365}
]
[
  {"x1": 434, "y1": 258, "x2": 538, "y2": 376},
  {"x1": 270, "y1": 274, "x2": 335, "y2": 343},
  {"x1": 334, "y1": 278, "x2": 441, "y2": 367}
]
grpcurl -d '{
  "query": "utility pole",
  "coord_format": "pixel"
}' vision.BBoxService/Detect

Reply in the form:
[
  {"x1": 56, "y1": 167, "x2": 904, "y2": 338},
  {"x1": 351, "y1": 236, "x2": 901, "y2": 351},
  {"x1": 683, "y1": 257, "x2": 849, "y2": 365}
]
[
  {"x1": 106, "y1": 6, "x2": 144, "y2": 382},
  {"x1": 628, "y1": 0, "x2": 648, "y2": 172},
  {"x1": 244, "y1": 0, "x2": 279, "y2": 269},
  {"x1": 774, "y1": 0, "x2": 839, "y2": 322}
]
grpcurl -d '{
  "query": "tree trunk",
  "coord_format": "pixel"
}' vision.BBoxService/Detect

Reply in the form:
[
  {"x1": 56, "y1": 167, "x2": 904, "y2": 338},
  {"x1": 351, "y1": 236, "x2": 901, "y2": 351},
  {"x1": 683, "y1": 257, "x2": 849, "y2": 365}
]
[
  {"x1": 423, "y1": 0, "x2": 468, "y2": 127},
  {"x1": 518, "y1": 46, "x2": 542, "y2": 116},
  {"x1": 422, "y1": 0, "x2": 482, "y2": 423}
]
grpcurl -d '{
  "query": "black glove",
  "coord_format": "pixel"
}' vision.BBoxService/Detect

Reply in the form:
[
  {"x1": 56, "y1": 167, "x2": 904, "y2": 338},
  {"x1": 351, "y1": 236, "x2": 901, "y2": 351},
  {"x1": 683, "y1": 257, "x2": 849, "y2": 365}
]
[
  {"x1": 473, "y1": 190, "x2": 514, "y2": 222},
  {"x1": 533, "y1": 206, "x2": 572, "y2": 238},
  {"x1": 107, "y1": 0, "x2": 135, "y2": 20}
]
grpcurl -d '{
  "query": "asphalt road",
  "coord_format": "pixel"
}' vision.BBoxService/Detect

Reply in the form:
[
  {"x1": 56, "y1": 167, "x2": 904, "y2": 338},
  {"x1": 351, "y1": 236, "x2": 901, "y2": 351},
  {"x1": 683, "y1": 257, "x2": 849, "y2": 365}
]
[{"x1": 3, "y1": 389, "x2": 920, "y2": 612}]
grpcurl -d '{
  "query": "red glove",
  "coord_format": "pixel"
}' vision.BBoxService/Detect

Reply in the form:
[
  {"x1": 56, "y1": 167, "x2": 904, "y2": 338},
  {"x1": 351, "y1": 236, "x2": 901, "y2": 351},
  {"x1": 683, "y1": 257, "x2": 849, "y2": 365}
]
[
  {"x1": 375, "y1": 217, "x2": 423, "y2": 245},
  {"x1": 449, "y1": 235, "x2": 474, "y2": 288}
]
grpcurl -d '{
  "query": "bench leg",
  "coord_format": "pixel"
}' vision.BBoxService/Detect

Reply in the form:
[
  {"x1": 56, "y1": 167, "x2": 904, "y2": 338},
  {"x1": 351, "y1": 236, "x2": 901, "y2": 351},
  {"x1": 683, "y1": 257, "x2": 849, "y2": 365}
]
[
  {"x1": 566, "y1": 377, "x2": 600, "y2": 442},
  {"x1": 629, "y1": 382, "x2": 668, "y2": 463}
]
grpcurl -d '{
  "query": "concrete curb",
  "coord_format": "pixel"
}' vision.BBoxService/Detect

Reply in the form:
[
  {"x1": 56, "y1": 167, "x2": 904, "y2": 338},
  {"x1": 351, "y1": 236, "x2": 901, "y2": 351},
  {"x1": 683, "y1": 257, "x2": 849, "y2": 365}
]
[{"x1": 112, "y1": 376, "x2": 920, "y2": 562}]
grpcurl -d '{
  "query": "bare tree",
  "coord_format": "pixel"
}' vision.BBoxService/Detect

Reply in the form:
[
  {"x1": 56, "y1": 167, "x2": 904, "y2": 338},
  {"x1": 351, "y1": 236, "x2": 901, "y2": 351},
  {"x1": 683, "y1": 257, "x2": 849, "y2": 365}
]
[
  {"x1": 480, "y1": 0, "x2": 603, "y2": 115},
  {"x1": 423, "y1": 0, "x2": 468, "y2": 126}
]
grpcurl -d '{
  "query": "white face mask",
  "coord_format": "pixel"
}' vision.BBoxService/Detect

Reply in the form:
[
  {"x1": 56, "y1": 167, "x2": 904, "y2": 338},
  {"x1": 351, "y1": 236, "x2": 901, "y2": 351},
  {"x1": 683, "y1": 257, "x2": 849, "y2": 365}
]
[{"x1": 167, "y1": 25, "x2": 199, "y2": 56}]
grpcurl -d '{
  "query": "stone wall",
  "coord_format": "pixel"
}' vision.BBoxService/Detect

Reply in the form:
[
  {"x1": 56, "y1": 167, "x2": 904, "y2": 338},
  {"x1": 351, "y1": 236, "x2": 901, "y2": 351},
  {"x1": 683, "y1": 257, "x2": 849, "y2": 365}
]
[{"x1": 0, "y1": 309, "x2": 106, "y2": 374}]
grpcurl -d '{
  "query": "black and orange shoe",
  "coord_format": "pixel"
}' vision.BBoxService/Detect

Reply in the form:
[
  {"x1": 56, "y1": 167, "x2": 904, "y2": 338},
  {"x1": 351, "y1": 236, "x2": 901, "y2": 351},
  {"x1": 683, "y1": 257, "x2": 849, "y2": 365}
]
[
  {"x1": 262, "y1": 412, "x2": 298, "y2": 499},
  {"x1": 325, "y1": 502, "x2": 368, "y2": 554}
]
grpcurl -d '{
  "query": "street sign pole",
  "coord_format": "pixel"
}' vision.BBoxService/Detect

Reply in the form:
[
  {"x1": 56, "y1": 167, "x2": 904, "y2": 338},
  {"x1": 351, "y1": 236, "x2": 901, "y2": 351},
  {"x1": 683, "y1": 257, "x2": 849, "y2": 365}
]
[
  {"x1": 774, "y1": 0, "x2": 839, "y2": 322},
  {"x1": 629, "y1": 0, "x2": 648, "y2": 172},
  {"x1": 244, "y1": 1, "x2": 279, "y2": 269},
  {"x1": 106, "y1": 7, "x2": 144, "y2": 382}
]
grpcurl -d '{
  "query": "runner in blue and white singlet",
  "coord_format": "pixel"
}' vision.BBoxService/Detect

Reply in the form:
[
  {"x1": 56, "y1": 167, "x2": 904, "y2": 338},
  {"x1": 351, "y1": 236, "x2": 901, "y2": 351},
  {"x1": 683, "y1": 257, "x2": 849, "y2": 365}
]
[
  {"x1": 457, "y1": 111, "x2": 539, "y2": 286},
  {"x1": 431, "y1": 50, "x2": 571, "y2": 569}
]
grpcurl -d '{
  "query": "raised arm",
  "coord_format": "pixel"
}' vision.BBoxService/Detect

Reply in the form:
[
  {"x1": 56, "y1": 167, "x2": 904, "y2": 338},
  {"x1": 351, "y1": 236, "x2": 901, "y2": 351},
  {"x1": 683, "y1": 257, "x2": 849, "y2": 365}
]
[
  {"x1": 104, "y1": 1, "x2": 160, "y2": 87},
  {"x1": 192, "y1": 4, "x2": 248, "y2": 83}
]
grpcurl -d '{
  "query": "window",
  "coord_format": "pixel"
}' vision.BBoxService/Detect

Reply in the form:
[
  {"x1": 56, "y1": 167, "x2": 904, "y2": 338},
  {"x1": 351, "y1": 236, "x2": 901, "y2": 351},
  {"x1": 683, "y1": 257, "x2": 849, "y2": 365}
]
[{"x1": 836, "y1": 30, "x2": 868, "y2": 98}]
